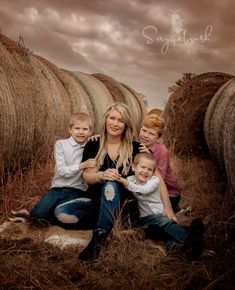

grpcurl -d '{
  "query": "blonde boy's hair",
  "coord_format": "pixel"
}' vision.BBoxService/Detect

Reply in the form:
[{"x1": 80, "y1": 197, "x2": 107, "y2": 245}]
[
  {"x1": 69, "y1": 112, "x2": 93, "y2": 130},
  {"x1": 141, "y1": 114, "x2": 165, "y2": 137},
  {"x1": 133, "y1": 152, "x2": 156, "y2": 168},
  {"x1": 96, "y1": 102, "x2": 137, "y2": 175}
]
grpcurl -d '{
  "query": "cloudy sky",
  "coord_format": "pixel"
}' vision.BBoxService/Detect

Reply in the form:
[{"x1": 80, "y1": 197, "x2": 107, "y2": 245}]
[{"x1": 0, "y1": 0, "x2": 234, "y2": 109}]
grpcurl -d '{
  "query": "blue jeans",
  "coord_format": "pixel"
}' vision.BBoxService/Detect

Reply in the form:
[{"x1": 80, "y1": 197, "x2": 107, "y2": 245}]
[
  {"x1": 141, "y1": 214, "x2": 188, "y2": 251},
  {"x1": 30, "y1": 187, "x2": 85, "y2": 222},
  {"x1": 54, "y1": 181, "x2": 135, "y2": 232}
]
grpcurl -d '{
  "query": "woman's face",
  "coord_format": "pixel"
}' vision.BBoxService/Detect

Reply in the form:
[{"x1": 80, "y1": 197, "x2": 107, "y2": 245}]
[
  {"x1": 106, "y1": 109, "x2": 126, "y2": 137},
  {"x1": 139, "y1": 125, "x2": 159, "y2": 147}
]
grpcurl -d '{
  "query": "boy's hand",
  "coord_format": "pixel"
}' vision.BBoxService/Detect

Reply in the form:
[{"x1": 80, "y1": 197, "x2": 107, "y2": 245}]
[
  {"x1": 80, "y1": 159, "x2": 97, "y2": 170},
  {"x1": 163, "y1": 207, "x2": 178, "y2": 223},
  {"x1": 139, "y1": 143, "x2": 151, "y2": 153},
  {"x1": 88, "y1": 134, "x2": 100, "y2": 142},
  {"x1": 119, "y1": 177, "x2": 129, "y2": 187}
]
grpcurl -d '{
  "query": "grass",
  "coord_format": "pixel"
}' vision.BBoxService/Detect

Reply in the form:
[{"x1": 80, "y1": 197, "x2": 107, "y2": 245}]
[{"x1": 0, "y1": 155, "x2": 235, "y2": 289}]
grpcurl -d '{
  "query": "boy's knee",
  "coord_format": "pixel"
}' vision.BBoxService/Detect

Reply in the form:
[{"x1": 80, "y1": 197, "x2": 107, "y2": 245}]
[{"x1": 56, "y1": 212, "x2": 79, "y2": 224}]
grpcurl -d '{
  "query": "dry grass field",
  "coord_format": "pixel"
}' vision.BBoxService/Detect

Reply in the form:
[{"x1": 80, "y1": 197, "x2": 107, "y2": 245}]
[{"x1": 0, "y1": 154, "x2": 234, "y2": 290}]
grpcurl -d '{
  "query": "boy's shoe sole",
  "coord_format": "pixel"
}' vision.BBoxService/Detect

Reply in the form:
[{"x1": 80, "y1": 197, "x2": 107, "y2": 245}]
[
  {"x1": 8, "y1": 216, "x2": 26, "y2": 223},
  {"x1": 10, "y1": 209, "x2": 30, "y2": 218}
]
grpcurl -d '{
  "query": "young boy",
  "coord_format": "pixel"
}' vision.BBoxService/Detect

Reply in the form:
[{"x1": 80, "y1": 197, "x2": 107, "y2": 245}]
[
  {"x1": 16, "y1": 112, "x2": 96, "y2": 224},
  {"x1": 119, "y1": 152, "x2": 204, "y2": 261},
  {"x1": 139, "y1": 114, "x2": 181, "y2": 212}
]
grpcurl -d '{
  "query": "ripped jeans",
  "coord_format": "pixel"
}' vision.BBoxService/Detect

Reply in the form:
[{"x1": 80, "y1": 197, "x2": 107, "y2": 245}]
[{"x1": 54, "y1": 181, "x2": 134, "y2": 232}]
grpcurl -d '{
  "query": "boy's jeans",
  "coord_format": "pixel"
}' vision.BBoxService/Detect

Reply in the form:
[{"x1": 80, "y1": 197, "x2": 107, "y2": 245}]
[
  {"x1": 30, "y1": 187, "x2": 85, "y2": 222},
  {"x1": 54, "y1": 181, "x2": 138, "y2": 232},
  {"x1": 141, "y1": 213, "x2": 188, "y2": 251}
]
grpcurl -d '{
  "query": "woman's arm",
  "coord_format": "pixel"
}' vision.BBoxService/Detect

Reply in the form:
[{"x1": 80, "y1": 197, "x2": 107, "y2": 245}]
[{"x1": 154, "y1": 170, "x2": 178, "y2": 222}]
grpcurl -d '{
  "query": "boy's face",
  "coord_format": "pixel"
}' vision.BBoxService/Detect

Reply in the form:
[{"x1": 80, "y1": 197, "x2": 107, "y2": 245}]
[
  {"x1": 139, "y1": 125, "x2": 159, "y2": 148},
  {"x1": 69, "y1": 120, "x2": 93, "y2": 144},
  {"x1": 132, "y1": 157, "x2": 155, "y2": 183}
]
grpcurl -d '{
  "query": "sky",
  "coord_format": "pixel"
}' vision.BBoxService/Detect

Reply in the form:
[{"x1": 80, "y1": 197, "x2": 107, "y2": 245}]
[{"x1": 0, "y1": 0, "x2": 234, "y2": 109}]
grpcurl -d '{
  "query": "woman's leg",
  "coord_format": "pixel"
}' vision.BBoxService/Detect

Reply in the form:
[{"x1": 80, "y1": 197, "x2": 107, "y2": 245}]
[
  {"x1": 95, "y1": 181, "x2": 122, "y2": 232},
  {"x1": 54, "y1": 197, "x2": 99, "y2": 230},
  {"x1": 79, "y1": 181, "x2": 123, "y2": 261}
]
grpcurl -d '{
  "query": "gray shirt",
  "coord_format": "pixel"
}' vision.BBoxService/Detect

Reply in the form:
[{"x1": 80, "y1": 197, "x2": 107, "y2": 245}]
[
  {"x1": 126, "y1": 175, "x2": 163, "y2": 217},
  {"x1": 51, "y1": 136, "x2": 86, "y2": 190}
]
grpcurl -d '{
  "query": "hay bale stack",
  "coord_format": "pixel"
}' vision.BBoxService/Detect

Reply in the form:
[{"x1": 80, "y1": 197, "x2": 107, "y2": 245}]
[
  {"x1": 162, "y1": 72, "x2": 233, "y2": 157},
  {"x1": 0, "y1": 33, "x2": 146, "y2": 173},
  {"x1": 204, "y1": 78, "x2": 235, "y2": 194}
]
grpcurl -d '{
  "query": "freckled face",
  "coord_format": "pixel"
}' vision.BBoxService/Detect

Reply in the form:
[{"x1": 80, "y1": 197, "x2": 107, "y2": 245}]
[
  {"x1": 139, "y1": 125, "x2": 159, "y2": 148},
  {"x1": 69, "y1": 120, "x2": 92, "y2": 144},
  {"x1": 133, "y1": 157, "x2": 155, "y2": 183},
  {"x1": 106, "y1": 109, "x2": 125, "y2": 137}
]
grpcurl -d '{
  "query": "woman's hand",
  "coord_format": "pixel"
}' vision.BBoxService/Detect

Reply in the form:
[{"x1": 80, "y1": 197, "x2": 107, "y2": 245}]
[
  {"x1": 139, "y1": 143, "x2": 151, "y2": 153},
  {"x1": 88, "y1": 134, "x2": 100, "y2": 142},
  {"x1": 100, "y1": 168, "x2": 121, "y2": 181}
]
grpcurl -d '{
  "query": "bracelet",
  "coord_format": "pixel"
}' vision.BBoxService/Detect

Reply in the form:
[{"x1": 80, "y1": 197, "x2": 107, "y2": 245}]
[{"x1": 96, "y1": 171, "x2": 102, "y2": 183}]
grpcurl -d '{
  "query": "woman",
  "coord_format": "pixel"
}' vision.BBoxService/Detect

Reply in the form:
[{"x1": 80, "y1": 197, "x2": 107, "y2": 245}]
[{"x1": 54, "y1": 103, "x2": 176, "y2": 261}]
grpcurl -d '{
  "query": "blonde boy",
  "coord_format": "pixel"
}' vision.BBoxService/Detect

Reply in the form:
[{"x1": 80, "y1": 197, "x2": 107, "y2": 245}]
[
  {"x1": 119, "y1": 153, "x2": 204, "y2": 261},
  {"x1": 29, "y1": 112, "x2": 96, "y2": 223}
]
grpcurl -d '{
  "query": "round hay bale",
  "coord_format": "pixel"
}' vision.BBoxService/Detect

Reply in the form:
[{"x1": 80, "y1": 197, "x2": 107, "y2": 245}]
[
  {"x1": 148, "y1": 108, "x2": 163, "y2": 117},
  {"x1": 204, "y1": 78, "x2": 235, "y2": 194},
  {"x1": 121, "y1": 83, "x2": 147, "y2": 127},
  {"x1": 71, "y1": 71, "x2": 114, "y2": 133},
  {"x1": 92, "y1": 73, "x2": 125, "y2": 103},
  {"x1": 0, "y1": 36, "x2": 35, "y2": 169},
  {"x1": 162, "y1": 72, "x2": 233, "y2": 157}
]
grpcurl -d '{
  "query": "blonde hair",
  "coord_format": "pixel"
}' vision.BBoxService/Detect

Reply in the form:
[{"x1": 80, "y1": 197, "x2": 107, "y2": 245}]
[
  {"x1": 69, "y1": 112, "x2": 93, "y2": 130},
  {"x1": 133, "y1": 152, "x2": 156, "y2": 168},
  {"x1": 141, "y1": 114, "x2": 165, "y2": 137},
  {"x1": 96, "y1": 103, "x2": 136, "y2": 175}
]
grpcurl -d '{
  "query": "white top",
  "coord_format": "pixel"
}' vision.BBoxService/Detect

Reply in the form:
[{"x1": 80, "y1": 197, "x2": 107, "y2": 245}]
[
  {"x1": 51, "y1": 136, "x2": 86, "y2": 190},
  {"x1": 126, "y1": 175, "x2": 163, "y2": 217}
]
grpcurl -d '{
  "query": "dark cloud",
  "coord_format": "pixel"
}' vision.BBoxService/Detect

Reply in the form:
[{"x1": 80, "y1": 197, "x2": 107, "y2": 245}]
[{"x1": 0, "y1": 0, "x2": 234, "y2": 109}]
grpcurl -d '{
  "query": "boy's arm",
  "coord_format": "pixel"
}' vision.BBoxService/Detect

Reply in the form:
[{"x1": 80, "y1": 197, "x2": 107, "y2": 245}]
[
  {"x1": 119, "y1": 177, "x2": 158, "y2": 195},
  {"x1": 55, "y1": 141, "x2": 96, "y2": 177},
  {"x1": 154, "y1": 170, "x2": 178, "y2": 222}
]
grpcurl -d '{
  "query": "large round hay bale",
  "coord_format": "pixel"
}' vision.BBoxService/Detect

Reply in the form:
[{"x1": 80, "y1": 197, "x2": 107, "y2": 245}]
[
  {"x1": 0, "y1": 36, "x2": 35, "y2": 168},
  {"x1": 0, "y1": 33, "x2": 147, "y2": 174},
  {"x1": 204, "y1": 78, "x2": 235, "y2": 194},
  {"x1": 121, "y1": 83, "x2": 147, "y2": 128},
  {"x1": 92, "y1": 73, "x2": 125, "y2": 103},
  {"x1": 162, "y1": 72, "x2": 233, "y2": 157},
  {"x1": 71, "y1": 71, "x2": 114, "y2": 133}
]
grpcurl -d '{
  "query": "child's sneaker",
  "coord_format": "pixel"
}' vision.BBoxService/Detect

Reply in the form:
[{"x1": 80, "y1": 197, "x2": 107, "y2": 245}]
[{"x1": 10, "y1": 209, "x2": 30, "y2": 218}]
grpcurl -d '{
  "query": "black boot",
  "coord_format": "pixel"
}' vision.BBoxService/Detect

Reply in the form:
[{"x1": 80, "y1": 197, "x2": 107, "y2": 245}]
[
  {"x1": 181, "y1": 218, "x2": 204, "y2": 261},
  {"x1": 78, "y1": 229, "x2": 109, "y2": 262}
]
